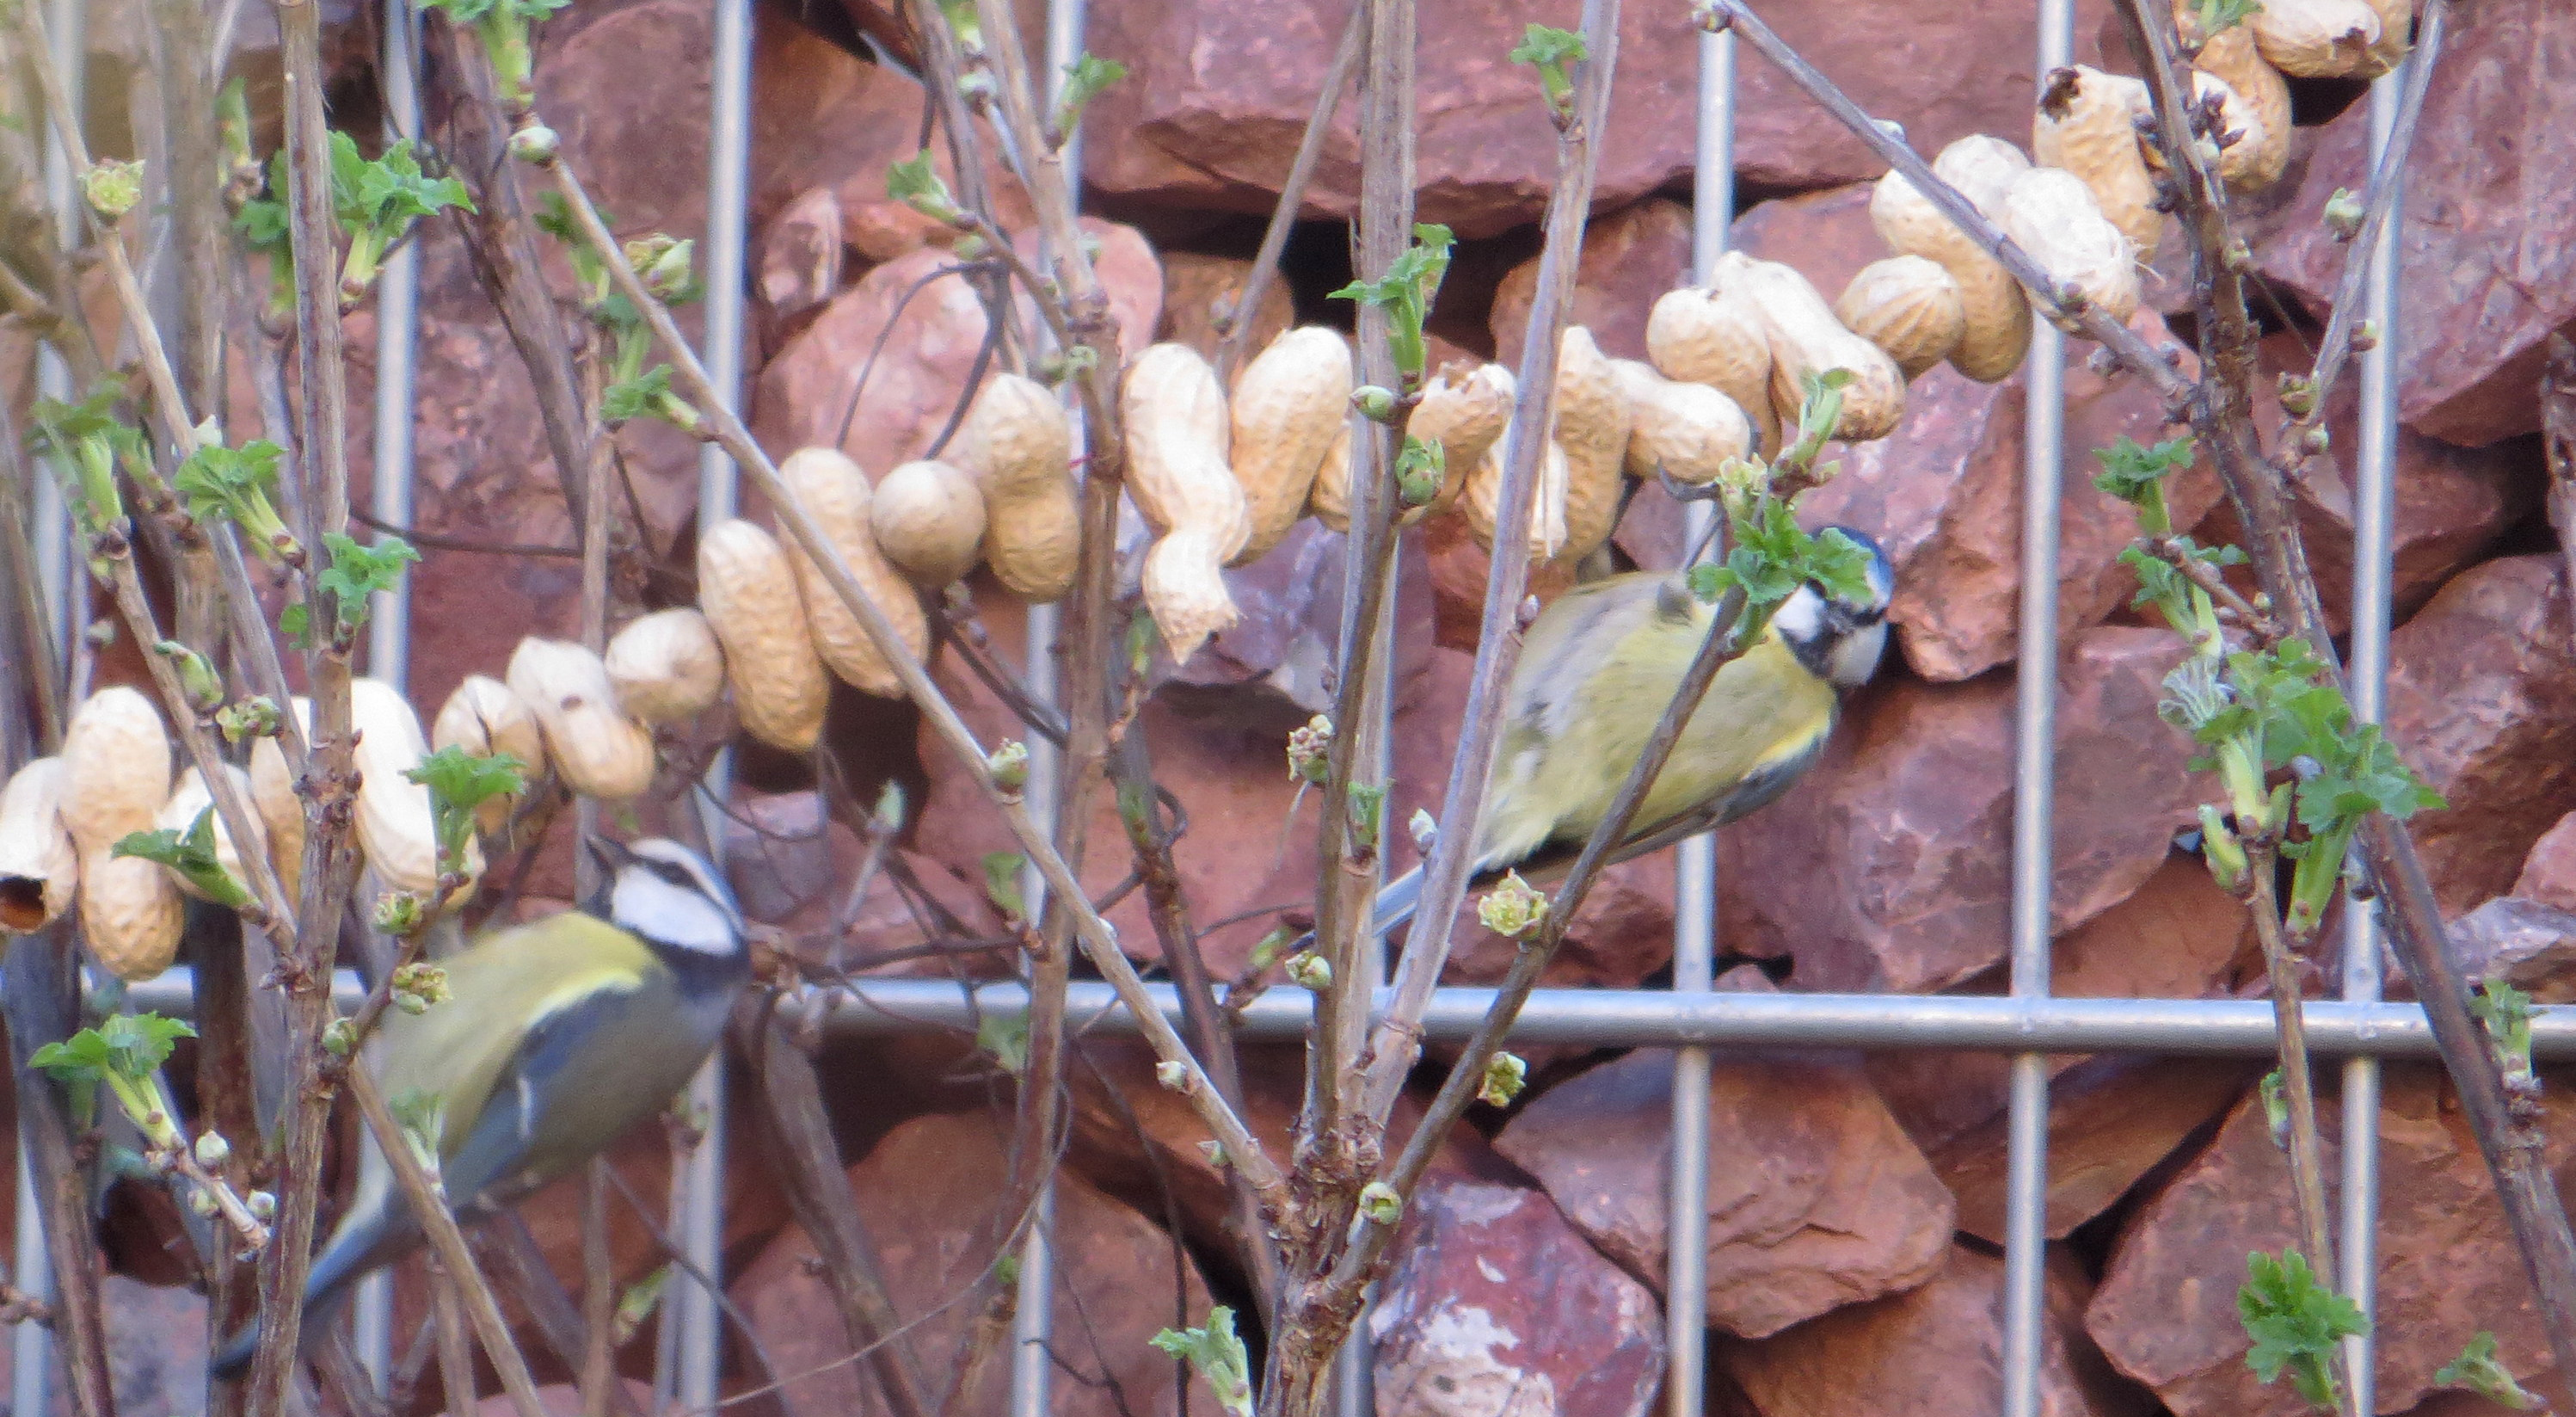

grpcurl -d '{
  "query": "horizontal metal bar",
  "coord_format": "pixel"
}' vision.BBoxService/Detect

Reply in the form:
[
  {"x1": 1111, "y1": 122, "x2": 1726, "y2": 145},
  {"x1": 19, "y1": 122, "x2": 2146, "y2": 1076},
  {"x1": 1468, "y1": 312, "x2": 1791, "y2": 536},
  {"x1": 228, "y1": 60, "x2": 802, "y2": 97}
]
[{"x1": 113, "y1": 970, "x2": 2572, "y2": 1059}]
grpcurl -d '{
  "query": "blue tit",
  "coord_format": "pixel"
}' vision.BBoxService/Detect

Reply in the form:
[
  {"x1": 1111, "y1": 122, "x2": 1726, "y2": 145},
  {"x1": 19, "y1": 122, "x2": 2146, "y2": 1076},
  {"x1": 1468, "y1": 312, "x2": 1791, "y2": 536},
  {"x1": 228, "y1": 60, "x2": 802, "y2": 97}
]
[
  {"x1": 211, "y1": 836, "x2": 749, "y2": 1378},
  {"x1": 1368, "y1": 527, "x2": 1894, "y2": 933}
]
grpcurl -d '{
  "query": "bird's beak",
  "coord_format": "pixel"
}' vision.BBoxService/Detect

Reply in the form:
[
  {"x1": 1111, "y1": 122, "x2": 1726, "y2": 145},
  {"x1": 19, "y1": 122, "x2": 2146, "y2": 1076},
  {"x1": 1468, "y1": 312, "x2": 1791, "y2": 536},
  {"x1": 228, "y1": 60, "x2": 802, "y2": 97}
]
[{"x1": 581, "y1": 836, "x2": 632, "y2": 875}]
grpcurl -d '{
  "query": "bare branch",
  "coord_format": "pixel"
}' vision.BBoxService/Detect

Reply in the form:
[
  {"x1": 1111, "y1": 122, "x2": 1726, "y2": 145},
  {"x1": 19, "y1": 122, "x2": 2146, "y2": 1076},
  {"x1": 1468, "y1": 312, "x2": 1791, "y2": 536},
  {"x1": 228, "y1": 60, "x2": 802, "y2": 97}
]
[
  {"x1": 1704, "y1": 0, "x2": 2191, "y2": 404},
  {"x1": 520, "y1": 148, "x2": 1291, "y2": 1221},
  {"x1": 1214, "y1": 4, "x2": 1368, "y2": 383}
]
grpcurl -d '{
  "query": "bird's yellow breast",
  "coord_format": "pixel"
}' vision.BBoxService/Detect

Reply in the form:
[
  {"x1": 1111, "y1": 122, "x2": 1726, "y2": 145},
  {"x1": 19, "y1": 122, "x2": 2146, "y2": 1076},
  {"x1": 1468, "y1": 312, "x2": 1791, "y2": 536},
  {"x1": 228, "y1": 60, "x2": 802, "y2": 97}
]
[
  {"x1": 1473, "y1": 575, "x2": 1838, "y2": 870},
  {"x1": 374, "y1": 911, "x2": 663, "y2": 1157}
]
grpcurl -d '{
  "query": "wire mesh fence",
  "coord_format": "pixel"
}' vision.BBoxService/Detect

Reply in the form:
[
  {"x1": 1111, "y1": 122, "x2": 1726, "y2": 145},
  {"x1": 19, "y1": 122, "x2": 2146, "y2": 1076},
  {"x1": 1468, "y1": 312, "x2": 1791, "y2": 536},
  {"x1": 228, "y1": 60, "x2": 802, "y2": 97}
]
[{"x1": 0, "y1": 0, "x2": 2429, "y2": 1413}]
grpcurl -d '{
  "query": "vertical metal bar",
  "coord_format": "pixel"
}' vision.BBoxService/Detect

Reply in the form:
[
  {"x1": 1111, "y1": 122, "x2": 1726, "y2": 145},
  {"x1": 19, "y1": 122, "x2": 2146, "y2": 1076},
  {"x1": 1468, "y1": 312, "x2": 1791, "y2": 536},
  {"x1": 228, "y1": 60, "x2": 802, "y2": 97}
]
[
  {"x1": 15, "y1": 3, "x2": 81, "y2": 1410},
  {"x1": 2001, "y1": 4, "x2": 2074, "y2": 1411},
  {"x1": 349, "y1": 0, "x2": 427, "y2": 1389},
  {"x1": 2336, "y1": 57, "x2": 2409, "y2": 1417},
  {"x1": 28, "y1": 0, "x2": 82, "y2": 676},
  {"x1": 10, "y1": 1152, "x2": 49, "y2": 1417},
  {"x1": 1664, "y1": 22, "x2": 1733, "y2": 1417},
  {"x1": 662, "y1": 0, "x2": 753, "y2": 1409},
  {"x1": 1008, "y1": 0, "x2": 1086, "y2": 1407}
]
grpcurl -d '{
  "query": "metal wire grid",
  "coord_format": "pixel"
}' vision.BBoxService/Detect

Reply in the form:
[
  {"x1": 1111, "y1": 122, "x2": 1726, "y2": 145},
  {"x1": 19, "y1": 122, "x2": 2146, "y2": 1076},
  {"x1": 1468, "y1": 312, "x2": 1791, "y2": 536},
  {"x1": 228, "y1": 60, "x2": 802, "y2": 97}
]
[{"x1": 0, "y1": 0, "x2": 2429, "y2": 1414}]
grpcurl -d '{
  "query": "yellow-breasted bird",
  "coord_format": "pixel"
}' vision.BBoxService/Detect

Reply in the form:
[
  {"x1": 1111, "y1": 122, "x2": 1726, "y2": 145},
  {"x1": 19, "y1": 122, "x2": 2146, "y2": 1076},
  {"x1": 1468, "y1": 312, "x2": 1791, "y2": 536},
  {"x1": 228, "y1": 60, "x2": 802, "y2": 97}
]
[
  {"x1": 211, "y1": 836, "x2": 749, "y2": 1377},
  {"x1": 1367, "y1": 526, "x2": 1894, "y2": 933}
]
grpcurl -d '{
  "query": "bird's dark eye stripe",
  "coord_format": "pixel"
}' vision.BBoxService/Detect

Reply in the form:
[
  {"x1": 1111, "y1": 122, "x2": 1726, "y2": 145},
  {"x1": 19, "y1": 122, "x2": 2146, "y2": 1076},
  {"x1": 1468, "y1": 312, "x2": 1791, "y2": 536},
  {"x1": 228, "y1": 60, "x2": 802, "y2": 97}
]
[{"x1": 650, "y1": 860, "x2": 695, "y2": 888}]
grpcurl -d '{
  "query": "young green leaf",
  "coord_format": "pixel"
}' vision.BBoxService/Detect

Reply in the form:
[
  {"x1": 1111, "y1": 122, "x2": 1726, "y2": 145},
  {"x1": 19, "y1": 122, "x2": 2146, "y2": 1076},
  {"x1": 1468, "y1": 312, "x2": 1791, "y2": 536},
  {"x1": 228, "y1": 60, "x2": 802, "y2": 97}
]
[
  {"x1": 1149, "y1": 1307, "x2": 1254, "y2": 1417},
  {"x1": 407, "y1": 745, "x2": 528, "y2": 867},
  {"x1": 30, "y1": 1013, "x2": 197, "y2": 1085},
  {"x1": 1509, "y1": 23, "x2": 1588, "y2": 118},
  {"x1": 1053, "y1": 54, "x2": 1128, "y2": 136},
  {"x1": 2092, "y1": 434, "x2": 2195, "y2": 532},
  {"x1": 311, "y1": 531, "x2": 421, "y2": 637},
  {"x1": 2469, "y1": 980, "x2": 2537, "y2": 1084},
  {"x1": 981, "y1": 850, "x2": 1030, "y2": 922},
  {"x1": 114, "y1": 815, "x2": 254, "y2": 909},
  {"x1": 2434, "y1": 1332, "x2": 2541, "y2": 1410},
  {"x1": 602, "y1": 365, "x2": 701, "y2": 432},
  {"x1": 2239, "y1": 1248, "x2": 2365, "y2": 1412},
  {"x1": 174, "y1": 439, "x2": 299, "y2": 561},
  {"x1": 974, "y1": 1013, "x2": 1030, "y2": 1077},
  {"x1": 887, "y1": 152, "x2": 964, "y2": 225}
]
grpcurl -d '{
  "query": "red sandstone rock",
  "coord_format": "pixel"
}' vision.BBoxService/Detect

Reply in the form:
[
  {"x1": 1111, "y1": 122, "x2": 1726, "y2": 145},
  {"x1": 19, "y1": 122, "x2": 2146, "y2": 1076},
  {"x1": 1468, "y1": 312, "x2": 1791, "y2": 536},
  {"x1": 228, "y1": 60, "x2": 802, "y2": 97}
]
[
  {"x1": 2382, "y1": 556, "x2": 2576, "y2": 914},
  {"x1": 1867, "y1": 856, "x2": 2259, "y2": 1243},
  {"x1": 748, "y1": 221, "x2": 1161, "y2": 475},
  {"x1": 2087, "y1": 1067, "x2": 2576, "y2": 1417},
  {"x1": 2445, "y1": 897, "x2": 2576, "y2": 1004},
  {"x1": 734, "y1": 1110, "x2": 1216, "y2": 1417},
  {"x1": 1801, "y1": 313, "x2": 2216, "y2": 682},
  {"x1": 2188, "y1": 336, "x2": 2538, "y2": 638},
  {"x1": 757, "y1": 186, "x2": 845, "y2": 330},
  {"x1": 2515, "y1": 811, "x2": 2576, "y2": 914},
  {"x1": 1159, "y1": 250, "x2": 1297, "y2": 364},
  {"x1": 1489, "y1": 199, "x2": 1694, "y2": 363},
  {"x1": 1077, "y1": 0, "x2": 2118, "y2": 238},
  {"x1": 2245, "y1": 0, "x2": 2576, "y2": 446},
  {"x1": 1370, "y1": 1174, "x2": 1666, "y2": 1417},
  {"x1": 1731, "y1": 183, "x2": 1885, "y2": 315},
  {"x1": 1721, "y1": 1247, "x2": 2143, "y2": 1417},
  {"x1": 1494, "y1": 1047, "x2": 1954, "y2": 1339},
  {"x1": 1718, "y1": 626, "x2": 2213, "y2": 993}
]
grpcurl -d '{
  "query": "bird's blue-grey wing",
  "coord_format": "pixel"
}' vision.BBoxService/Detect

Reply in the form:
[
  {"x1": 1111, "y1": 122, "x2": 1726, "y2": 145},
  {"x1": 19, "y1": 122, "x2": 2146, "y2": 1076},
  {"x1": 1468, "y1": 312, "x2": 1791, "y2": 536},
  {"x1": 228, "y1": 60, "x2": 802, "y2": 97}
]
[{"x1": 437, "y1": 977, "x2": 659, "y2": 1207}]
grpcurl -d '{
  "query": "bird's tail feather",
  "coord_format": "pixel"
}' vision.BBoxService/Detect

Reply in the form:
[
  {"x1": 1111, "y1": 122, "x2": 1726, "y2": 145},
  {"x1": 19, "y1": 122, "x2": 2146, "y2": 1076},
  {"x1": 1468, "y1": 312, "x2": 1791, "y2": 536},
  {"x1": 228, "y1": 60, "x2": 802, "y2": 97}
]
[
  {"x1": 1371, "y1": 866, "x2": 1426, "y2": 938},
  {"x1": 208, "y1": 1199, "x2": 410, "y2": 1379}
]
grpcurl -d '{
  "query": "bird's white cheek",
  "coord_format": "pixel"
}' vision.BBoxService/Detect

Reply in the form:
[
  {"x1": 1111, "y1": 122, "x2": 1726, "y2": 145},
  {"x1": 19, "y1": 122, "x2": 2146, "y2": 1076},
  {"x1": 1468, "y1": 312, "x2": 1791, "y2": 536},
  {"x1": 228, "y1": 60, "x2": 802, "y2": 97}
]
[{"x1": 1829, "y1": 622, "x2": 1890, "y2": 688}]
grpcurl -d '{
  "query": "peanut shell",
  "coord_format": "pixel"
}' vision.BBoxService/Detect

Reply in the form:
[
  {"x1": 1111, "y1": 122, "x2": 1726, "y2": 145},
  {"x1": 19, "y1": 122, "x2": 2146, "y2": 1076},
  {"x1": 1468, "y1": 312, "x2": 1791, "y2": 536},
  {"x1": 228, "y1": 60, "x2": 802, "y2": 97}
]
[
  {"x1": 2251, "y1": 0, "x2": 2382, "y2": 77},
  {"x1": 507, "y1": 640, "x2": 657, "y2": 803},
  {"x1": 1646, "y1": 285, "x2": 1780, "y2": 452},
  {"x1": 1611, "y1": 359, "x2": 1754, "y2": 484},
  {"x1": 1834, "y1": 256, "x2": 1967, "y2": 381},
  {"x1": 698, "y1": 517, "x2": 831, "y2": 751},
  {"x1": 870, "y1": 459, "x2": 987, "y2": 587},
  {"x1": 956, "y1": 373, "x2": 1079, "y2": 601},
  {"x1": 352, "y1": 675, "x2": 482, "y2": 902},
  {"x1": 59, "y1": 686, "x2": 172, "y2": 858},
  {"x1": 2000, "y1": 166, "x2": 2142, "y2": 333},
  {"x1": 2035, "y1": 65, "x2": 2162, "y2": 261},
  {"x1": 1869, "y1": 137, "x2": 2035, "y2": 383},
  {"x1": 778, "y1": 449, "x2": 930, "y2": 701},
  {"x1": 1228, "y1": 326, "x2": 1353, "y2": 563},
  {"x1": 0, "y1": 758, "x2": 77, "y2": 932},
  {"x1": 1550, "y1": 327, "x2": 1634, "y2": 567},
  {"x1": 80, "y1": 850, "x2": 182, "y2": 981},
  {"x1": 604, "y1": 609, "x2": 728, "y2": 725},
  {"x1": 1721, "y1": 252, "x2": 1908, "y2": 442}
]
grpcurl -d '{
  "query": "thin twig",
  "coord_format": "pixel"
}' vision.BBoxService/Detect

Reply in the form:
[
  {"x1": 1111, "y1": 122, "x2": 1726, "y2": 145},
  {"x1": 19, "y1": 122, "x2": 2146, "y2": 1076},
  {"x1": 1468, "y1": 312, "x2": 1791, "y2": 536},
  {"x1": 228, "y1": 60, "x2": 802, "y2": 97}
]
[
  {"x1": 1354, "y1": 0, "x2": 1619, "y2": 1123},
  {"x1": 2547, "y1": 336, "x2": 2576, "y2": 650},
  {"x1": 2280, "y1": 0, "x2": 2450, "y2": 458},
  {"x1": 344, "y1": 1067, "x2": 552, "y2": 1417},
  {"x1": 1213, "y1": 3, "x2": 1368, "y2": 383},
  {"x1": 2106, "y1": 0, "x2": 2576, "y2": 1382},
  {"x1": 2244, "y1": 847, "x2": 2345, "y2": 1415},
  {"x1": 431, "y1": 15, "x2": 599, "y2": 542},
  {"x1": 520, "y1": 146, "x2": 1290, "y2": 1224},
  {"x1": 747, "y1": 1011, "x2": 935, "y2": 1417},
  {"x1": 427, "y1": 1254, "x2": 480, "y2": 1417},
  {"x1": 1706, "y1": 0, "x2": 2190, "y2": 405},
  {"x1": 249, "y1": 0, "x2": 376, "y2": 1395},
  {"x1": 2136, "y1": 534, "x2": 2281, "y2": 642}
]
